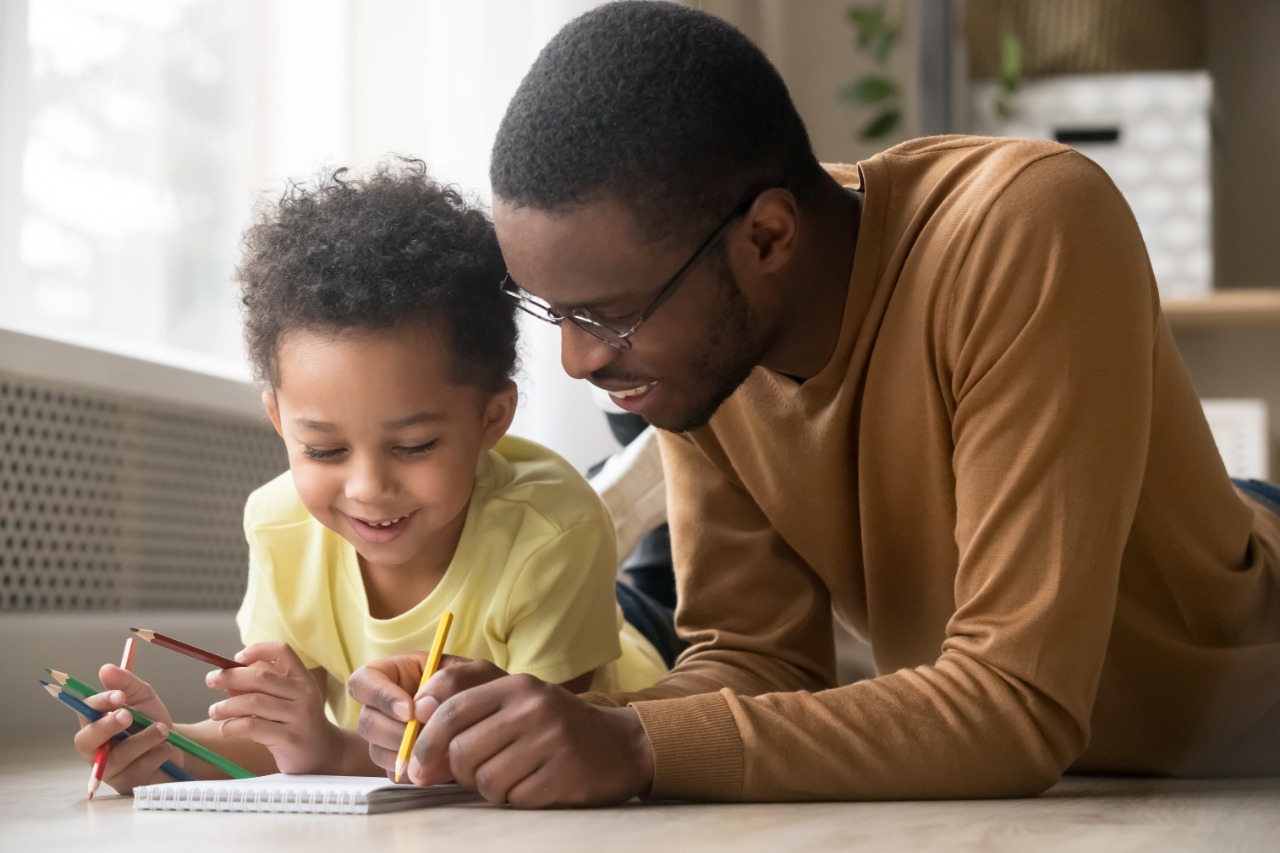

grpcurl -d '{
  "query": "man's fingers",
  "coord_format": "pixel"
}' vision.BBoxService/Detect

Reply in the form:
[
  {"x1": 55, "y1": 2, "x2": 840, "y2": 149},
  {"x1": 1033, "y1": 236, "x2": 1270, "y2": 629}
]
[
  {"x1": 356, "y1": 703, "x2": 407, "y2": 750},
  {"x1": 417, "y1": 658, "x2": 511, "y2": 716},
  {"x1": 414, "y1": 673, "x2": 544, "y2": 778},
  {"x1": 349, "y1": 659, "x2": 422, "y2": 722},
  {"x1": 366, "y1": 740, "x2": 399, "y2": 776},
  {"x1": 430, "y1": 712, "x2": 526, "y2": 798}
]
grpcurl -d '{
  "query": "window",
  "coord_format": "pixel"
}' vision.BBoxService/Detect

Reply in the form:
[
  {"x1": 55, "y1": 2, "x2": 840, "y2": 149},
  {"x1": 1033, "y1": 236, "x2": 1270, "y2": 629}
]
[{"x1": 1, "y1": 0, "x2": 618, "y2": 470}]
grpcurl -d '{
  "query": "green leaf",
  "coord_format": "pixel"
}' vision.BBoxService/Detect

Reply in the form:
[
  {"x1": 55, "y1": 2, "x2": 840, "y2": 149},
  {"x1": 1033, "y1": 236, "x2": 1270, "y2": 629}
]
[
  {"x1": 840, "y1": 76, "x2": 897, "y2": 105},
  {"x1": 999, "y1": 31, "x2": 1022, "y2": 93},
  {"x1": 871, "y1": 25, "x2": 898, "y2": 64},
  {"x1": 846, "y1": 4, "x2": 888, "y2": 50},
  {"x1": 860, "y1": 109, "x2": 901, "y2": 140}
]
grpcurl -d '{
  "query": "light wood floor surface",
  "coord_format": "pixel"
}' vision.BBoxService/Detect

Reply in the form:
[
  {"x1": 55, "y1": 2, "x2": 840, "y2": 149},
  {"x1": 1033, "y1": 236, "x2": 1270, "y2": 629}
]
[{"x1": 4, "y1": 736, "x2": 1278, "y2": 853}]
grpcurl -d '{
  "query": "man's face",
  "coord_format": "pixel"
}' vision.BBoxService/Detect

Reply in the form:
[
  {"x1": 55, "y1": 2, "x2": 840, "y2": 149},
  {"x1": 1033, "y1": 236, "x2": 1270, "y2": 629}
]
[{"x1": 494, "y1": 196, "x2": 770, "y2": 433}]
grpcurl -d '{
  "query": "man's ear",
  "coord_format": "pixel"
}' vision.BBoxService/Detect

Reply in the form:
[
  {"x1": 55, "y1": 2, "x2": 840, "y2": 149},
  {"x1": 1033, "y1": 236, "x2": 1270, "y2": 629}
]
[
  {"x1": 480, "y1": 381, "x2": 519, "y2": 450},
  {"x1": 741, "y1": 188, "x2": 800, "y2": 275},
  {"x1": 262, "y1": 390, "x2": 284, "y2": 438}
]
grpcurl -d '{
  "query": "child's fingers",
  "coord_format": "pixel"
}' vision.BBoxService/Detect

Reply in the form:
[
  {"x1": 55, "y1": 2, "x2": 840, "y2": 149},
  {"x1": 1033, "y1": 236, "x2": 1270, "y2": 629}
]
[
  {"x1": 102, "y1": 721, "x2": 173, "y2": 773},
  {"x1": 232, "y1": 641, "x2": 310, "y2": 676},
  {"x1": 206, "y1": 661, "x2": 304, "y2": 699},
  {"x1": 102, "y1": 725, "x2": 179, "y2": 795},
  {"x1": 80, "y1": 689, "x2": 127, "y2": 717},
  {"x1": 208, "y1": 691, "x2": 295, "y2": 725},
  {"x1": 72, "y1": 706, "x2": 133, "y2": 761}
]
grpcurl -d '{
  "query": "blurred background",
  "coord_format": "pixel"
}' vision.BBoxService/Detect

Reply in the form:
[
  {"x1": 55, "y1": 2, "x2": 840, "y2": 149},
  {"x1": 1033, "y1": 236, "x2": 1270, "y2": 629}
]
[{"x1": 2, "y1": 0, "x2": 1279, "y2": 719}]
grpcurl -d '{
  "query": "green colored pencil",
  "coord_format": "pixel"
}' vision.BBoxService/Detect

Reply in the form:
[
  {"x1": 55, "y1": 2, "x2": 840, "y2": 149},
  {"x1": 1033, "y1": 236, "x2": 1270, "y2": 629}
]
[{"x1": 44, "y1": 668, "x2": 256, "y2": 779}]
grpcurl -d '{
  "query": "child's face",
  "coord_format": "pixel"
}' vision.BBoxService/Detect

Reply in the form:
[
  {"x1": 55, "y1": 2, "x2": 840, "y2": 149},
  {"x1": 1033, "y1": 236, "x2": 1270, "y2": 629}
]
[{"x1": 264, "y1": 323, "x2": 515, "y2": 577}]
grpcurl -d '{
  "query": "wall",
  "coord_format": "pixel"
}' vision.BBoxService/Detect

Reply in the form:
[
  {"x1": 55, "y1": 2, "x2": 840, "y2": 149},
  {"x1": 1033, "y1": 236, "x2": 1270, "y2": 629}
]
[{"x1": 714, "y1": 0, "x2": 1278, "y2": 477}]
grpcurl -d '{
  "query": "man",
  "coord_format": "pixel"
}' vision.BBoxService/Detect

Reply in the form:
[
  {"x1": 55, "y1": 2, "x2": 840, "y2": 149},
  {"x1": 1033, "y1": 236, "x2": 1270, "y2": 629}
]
[{"x1": 349, "y1": 1, "x2": 1280, "y2": 806}]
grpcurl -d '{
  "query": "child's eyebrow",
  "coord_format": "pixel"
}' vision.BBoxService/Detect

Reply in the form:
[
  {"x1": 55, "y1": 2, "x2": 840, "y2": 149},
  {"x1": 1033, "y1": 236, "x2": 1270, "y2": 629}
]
[{"x1": 292, "y1": 413, "x2": 444, "y2": 432}]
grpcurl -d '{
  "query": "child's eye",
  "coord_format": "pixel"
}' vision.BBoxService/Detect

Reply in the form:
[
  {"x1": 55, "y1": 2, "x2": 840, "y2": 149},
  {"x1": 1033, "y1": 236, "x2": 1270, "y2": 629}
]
[
  {"x1": 301, "y1": 446, "x2": 344, "y2": 460},
  {"x1": 397, "y1": 441, "x2": 437, "y2": 457}
]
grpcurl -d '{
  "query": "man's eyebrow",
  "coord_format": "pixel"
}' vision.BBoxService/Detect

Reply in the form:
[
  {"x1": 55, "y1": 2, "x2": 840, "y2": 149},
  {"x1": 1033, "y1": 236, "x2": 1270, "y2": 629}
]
[{"x1": 292, "y1": 412, "x2": 445, "y2": 432}]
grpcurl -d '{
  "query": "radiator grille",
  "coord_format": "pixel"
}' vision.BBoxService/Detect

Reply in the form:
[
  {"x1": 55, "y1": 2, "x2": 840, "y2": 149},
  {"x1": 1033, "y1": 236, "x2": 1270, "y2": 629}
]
[{"x1": 0, "y1": 371, "x2": 286, "y2": 612}]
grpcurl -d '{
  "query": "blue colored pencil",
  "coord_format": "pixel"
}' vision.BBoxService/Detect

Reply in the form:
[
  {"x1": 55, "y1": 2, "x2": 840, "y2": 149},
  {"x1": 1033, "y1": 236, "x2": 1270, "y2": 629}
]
[{"x1": 38, "y1": 680, "x2": 194, "y2": 783}]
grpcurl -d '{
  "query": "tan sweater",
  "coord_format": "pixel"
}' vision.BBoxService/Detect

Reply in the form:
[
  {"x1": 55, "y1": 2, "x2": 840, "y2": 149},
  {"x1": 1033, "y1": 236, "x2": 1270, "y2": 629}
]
[{"x1": 593, "y1": 136, "x2": 1280, "y2": 802}]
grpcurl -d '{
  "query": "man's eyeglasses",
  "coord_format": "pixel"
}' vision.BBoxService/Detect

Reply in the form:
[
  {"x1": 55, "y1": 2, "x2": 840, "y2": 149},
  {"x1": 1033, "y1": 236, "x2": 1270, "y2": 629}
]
[{"x1": 500, "y1": 191, "x2": 760, "y2": 350}]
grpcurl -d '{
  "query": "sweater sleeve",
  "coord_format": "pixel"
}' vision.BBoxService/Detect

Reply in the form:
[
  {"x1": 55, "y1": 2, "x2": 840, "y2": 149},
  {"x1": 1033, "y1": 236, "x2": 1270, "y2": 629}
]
[{"x1": 622, "y1": 151, "x2": 1159, "y2": 802}]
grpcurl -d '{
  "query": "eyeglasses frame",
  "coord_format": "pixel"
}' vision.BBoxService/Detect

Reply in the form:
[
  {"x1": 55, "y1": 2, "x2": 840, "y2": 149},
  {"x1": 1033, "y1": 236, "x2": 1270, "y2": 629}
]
[{"x1": 500, "y1": 190, "x2": 762, "y2": 350}]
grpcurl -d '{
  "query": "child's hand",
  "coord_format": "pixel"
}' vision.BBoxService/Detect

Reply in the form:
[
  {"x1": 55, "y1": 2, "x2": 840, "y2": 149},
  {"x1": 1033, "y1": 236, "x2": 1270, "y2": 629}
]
[
  {"x1": 71, "y1": 666, "x2": 181, "y2": 795},
  {"x1": 205, "y1": 642, "x2": 341, "y2": 774}
]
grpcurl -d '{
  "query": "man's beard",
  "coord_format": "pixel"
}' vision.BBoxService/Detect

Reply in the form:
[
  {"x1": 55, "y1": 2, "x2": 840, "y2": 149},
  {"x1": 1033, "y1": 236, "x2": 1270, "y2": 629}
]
[{"x1": 660, "y1": 266, "x2": 763, "y2": 434}]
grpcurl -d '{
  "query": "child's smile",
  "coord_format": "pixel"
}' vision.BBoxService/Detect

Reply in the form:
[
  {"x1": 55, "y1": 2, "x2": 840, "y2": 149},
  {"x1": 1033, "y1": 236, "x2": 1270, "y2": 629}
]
[{"x1": 343, "y1": 509, "x2": 418, "y2": 544}]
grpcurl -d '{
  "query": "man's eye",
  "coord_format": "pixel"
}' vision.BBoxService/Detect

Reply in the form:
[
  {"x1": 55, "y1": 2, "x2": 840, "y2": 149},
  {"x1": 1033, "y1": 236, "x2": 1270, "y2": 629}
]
[{"x1": 301, "y1": 446, "x2": 343, "y2": 460}]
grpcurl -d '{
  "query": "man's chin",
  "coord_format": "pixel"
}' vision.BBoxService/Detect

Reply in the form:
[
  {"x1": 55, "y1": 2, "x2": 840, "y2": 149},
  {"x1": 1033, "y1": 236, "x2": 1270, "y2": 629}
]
[{"x1": 648, "y1": 391, "x2": 735, "y2": 434}]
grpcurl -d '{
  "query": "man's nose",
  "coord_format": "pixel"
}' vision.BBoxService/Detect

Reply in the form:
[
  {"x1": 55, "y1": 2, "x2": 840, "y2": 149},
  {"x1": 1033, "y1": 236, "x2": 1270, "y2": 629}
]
[{"x1": 559, "y1": 322, "x2": 620, "y2": 380}]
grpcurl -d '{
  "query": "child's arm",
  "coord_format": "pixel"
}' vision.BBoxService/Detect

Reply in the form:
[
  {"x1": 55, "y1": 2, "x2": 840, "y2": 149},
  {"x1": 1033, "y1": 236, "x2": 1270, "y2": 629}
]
[{"x1": 204, "y1": 641, "x2": 381, "y2": 776}]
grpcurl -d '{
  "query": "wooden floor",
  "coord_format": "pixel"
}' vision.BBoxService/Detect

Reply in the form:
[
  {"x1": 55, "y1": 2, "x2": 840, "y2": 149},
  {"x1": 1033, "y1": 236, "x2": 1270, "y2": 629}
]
[{"x1": 4, "y1": 735, "x2": 1278, "y2": 852}]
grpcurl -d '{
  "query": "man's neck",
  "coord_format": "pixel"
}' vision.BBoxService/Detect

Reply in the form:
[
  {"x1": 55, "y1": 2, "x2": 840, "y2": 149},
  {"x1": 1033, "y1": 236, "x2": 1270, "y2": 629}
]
[{"x1": 759, "y1": 175, "x2": 862, "y2": 381}]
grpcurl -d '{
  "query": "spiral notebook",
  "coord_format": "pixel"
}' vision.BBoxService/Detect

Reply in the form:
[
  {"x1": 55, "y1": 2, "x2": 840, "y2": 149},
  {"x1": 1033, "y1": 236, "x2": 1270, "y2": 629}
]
[{"x1": 133, "y1": 773, "x2": 480, "y2": 814}]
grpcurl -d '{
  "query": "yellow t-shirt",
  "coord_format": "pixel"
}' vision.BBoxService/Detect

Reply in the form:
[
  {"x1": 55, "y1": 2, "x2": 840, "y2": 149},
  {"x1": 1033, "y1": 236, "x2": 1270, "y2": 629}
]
[{"x1": 236, "y1": 434, "x2": 667, "y2": 730}]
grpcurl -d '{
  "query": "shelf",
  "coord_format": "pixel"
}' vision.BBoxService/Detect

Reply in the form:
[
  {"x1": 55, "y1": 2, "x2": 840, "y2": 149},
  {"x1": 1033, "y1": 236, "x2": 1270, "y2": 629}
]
[{"x1": 1161, "y1": 289, "x2": 1280, "y2": 329}]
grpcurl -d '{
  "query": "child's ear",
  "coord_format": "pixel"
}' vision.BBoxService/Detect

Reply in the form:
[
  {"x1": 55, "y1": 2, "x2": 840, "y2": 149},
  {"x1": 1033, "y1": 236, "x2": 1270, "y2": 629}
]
[
  {"x1": 480, "y1": 381, "x2": 518, "y2": 450},
  {"x1": 262, "y1": 390, "x2": 284, "y2": 438}
]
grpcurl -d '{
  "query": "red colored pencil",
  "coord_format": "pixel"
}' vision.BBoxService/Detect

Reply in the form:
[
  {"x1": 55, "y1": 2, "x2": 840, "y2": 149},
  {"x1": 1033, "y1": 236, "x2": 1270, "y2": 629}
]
[
  {"x1": 89, "y1": 636, "x2": 136, "y2": 800},
  {"x1": 129, "y1": 627, "x2": 244, "y2": 670}
]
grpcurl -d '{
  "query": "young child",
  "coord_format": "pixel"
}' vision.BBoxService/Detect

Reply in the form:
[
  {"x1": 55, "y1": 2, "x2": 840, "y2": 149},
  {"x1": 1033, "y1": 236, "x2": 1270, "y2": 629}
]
[{"x1": 70, "y1": 158, "x2": 669, "y2": 791}]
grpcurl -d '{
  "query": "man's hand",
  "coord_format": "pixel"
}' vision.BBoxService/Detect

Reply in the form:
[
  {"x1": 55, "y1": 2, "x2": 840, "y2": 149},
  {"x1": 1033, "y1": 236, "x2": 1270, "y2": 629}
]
[
  {"x1": 349, "y1": 652, "x2": 495, "y2": 778},
  {"x1": 350, "y1": 654, "x2": 656, "y2": 807}
]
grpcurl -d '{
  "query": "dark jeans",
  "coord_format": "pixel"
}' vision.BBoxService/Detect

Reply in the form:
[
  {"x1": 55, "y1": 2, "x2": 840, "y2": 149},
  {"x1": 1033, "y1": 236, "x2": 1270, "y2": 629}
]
[
  {"x1": 616, "y1": 578, "x2": 685, "y2": 669},
  {"x1": 1234, "y1": 478, "x2": 1280, "y2": 515}
]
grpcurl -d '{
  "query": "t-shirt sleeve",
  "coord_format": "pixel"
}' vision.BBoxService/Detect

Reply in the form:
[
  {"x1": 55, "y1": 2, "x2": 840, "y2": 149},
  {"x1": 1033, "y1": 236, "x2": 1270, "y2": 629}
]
[{"x1": 498, "y1": 509, "x2": 623, "y2": 686}]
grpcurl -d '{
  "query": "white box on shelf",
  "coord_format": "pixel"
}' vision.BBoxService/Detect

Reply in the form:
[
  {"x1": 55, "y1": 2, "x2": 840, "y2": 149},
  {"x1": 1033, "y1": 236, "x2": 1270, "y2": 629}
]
[
  {"x1": 969, "y1": 71, "x2": 1212, "y2": 300},
  {"x1": 1199, "y1": 398, "x2": 1269, "y2": 480}
]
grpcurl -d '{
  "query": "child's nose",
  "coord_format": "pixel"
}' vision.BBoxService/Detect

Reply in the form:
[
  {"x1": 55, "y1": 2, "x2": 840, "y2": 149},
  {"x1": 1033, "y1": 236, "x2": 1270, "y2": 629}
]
[{"x1": 345, "y1": 455, "x2": 394, "y2": 501}]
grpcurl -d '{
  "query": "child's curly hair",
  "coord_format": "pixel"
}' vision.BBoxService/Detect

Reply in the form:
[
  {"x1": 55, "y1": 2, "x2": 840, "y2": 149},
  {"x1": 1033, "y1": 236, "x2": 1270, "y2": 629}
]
[{"x1": 238, "y1": 157, "x2": 516, "y2": 393}]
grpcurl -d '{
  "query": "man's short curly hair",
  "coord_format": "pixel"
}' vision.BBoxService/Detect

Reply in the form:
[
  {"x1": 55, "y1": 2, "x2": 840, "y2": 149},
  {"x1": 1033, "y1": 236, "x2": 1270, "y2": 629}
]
[
  {"x1": 490, "y1": 0, "x2": 822, "y2": 242},
  {"x1": 238, "y1": 158, "x2": 516, "y2": 394}
]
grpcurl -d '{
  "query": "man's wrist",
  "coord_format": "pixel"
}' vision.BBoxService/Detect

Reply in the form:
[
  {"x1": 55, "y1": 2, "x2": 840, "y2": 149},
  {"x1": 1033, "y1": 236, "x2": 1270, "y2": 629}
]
[{"x1": 615, "y1": 705, "x2": 655, "y2": 795}]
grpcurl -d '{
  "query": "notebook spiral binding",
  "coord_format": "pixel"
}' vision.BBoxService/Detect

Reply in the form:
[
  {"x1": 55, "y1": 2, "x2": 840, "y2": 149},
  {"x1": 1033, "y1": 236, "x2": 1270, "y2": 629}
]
[{"x1": 139, "y1": 784, "x2": 361, "y2": 813}]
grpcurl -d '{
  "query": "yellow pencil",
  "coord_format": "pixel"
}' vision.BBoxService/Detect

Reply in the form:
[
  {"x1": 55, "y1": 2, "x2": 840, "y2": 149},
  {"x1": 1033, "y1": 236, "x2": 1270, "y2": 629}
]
[{"x1": 394, "y1": 611, "x2": 453, "y2": 783}]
